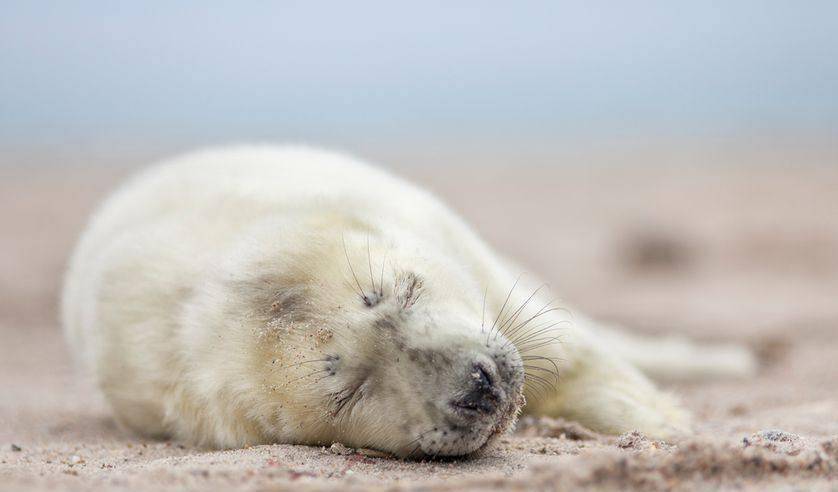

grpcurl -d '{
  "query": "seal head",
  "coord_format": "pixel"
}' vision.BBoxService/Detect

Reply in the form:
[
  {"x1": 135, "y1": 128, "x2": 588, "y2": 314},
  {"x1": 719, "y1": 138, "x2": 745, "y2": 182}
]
[{"x1": 251, "y1": 234, "x2": 526, "y2": 458}]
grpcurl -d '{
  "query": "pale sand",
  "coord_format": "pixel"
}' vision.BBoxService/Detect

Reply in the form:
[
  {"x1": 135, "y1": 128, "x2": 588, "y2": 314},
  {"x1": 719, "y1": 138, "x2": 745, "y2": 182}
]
[{"x1": 1, "y1": 154, "x2": 837, "y2": 490}]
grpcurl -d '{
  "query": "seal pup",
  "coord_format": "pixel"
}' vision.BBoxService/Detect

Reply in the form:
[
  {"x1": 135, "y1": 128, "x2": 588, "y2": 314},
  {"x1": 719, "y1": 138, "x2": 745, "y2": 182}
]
[{"x1": 62, "y1": 146, "x2": 756, "y2": 457}]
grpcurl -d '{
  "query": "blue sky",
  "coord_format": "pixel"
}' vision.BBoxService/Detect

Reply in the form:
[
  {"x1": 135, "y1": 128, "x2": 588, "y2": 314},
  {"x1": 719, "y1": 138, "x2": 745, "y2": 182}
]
[{"x1": 1, "y1": 1, "x2": 837, "y2": 147}]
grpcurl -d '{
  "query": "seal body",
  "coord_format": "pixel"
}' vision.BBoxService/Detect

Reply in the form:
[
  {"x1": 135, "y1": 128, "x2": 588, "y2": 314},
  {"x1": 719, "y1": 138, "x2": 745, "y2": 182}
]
[{"x1": 62, "y1": 146, "x2": 754, "y2": 456}]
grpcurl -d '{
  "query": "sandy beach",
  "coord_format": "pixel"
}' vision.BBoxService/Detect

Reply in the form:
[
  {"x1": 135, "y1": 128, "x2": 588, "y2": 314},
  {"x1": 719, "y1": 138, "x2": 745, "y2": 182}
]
[{"x1": 1, "y1": 149, "x2": 837, "y2": 491}]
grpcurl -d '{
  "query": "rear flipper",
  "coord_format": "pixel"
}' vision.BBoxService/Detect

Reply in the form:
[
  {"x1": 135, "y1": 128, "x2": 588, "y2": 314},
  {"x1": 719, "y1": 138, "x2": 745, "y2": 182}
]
[
  {"x1": 519, "y1": 315, "x2": 755, "y2": 439},
  {"x1": 588, "y1": 322, "x2": 758, "y2": 382}
]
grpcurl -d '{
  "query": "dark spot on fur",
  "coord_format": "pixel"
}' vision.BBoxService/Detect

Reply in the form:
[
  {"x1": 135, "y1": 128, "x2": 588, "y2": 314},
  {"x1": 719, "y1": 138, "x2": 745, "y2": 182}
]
[
  {"x1": 236, "y1": 271, "x2": 311, "y2": 325},
  {"x1": 412, "y1": 349, "x2": 453, "y2": 368},
  {"x1": 374, "y1": 314, "x2": 408, "y2": 350},
  {"x1": 375, "y1": 316, "x2": 398, "y2": 332},
  {"x1": 266, "y1": 288, "x2": 308, "y2": 321}
]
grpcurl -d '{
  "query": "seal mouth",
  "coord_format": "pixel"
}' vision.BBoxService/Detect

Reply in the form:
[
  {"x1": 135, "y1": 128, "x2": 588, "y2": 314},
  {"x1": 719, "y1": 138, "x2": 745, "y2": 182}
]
[
  {"x1": 450, "y1": 400, "x2": 495, "y2": 417},
  {"x1": 406, "y1": 397, "x2": 523, "y2": 459}
]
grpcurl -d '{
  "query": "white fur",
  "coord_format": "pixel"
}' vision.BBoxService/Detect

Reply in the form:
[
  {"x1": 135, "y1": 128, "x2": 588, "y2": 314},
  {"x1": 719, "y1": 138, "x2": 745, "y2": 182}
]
[{"x1": 62, "y1": 146, "x2": 754, "y2": 455}]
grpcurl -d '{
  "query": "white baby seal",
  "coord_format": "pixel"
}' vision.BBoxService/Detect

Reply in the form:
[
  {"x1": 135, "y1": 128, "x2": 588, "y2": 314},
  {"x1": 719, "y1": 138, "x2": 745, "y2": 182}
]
[{"x1": 62, "y1": 146, "x2": 756, "y2": 457}]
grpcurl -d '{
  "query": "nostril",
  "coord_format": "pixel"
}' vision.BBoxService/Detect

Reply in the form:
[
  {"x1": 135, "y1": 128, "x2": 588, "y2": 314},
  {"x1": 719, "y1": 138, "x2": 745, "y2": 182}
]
[
  {"x1": 450, "y1": 362, "x2": 500, "y2": 417},
  {"x1": 470, "y1": 363, "x2": 494, "y2": 389}
]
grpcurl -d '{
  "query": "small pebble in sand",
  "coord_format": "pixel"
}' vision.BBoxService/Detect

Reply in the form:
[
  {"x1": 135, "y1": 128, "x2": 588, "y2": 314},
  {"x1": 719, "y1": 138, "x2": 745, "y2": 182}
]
[
  {"x1": 616, "y1": 431, "x2": 649, "y2": 449},
  {"x1": 757, "y1": 429, "x2": 798, "y2": 442},
  {"x1": 743, "y1": 429, "x2": 804, "y2": 456},
  {"x1": 10, "y1": 444, "x2": 22, "y2": 452},
  {"x1": 328, "y1": 442, "x2": 354, "y2": 456}
]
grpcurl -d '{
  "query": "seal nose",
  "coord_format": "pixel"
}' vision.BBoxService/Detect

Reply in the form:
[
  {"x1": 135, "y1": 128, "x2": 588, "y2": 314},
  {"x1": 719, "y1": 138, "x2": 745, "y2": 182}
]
[{"x1": 450, "y1": 363, "x2": 501, "y2": 417}]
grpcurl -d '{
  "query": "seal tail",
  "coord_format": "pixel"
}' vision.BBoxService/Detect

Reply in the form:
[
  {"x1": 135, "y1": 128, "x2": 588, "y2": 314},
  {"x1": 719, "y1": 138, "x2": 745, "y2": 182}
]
[{"x1": 592, "y1": 324, "x2": 758, "y2": 382}]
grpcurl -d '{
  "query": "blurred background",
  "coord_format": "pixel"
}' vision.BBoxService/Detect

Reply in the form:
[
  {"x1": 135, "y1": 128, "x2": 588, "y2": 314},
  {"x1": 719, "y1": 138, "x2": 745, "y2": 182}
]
[
  {"x1": 1, "y1": 1, "x2": 836, "y2": 166},
  {"x1": 1, "y1": 4, "x2": 837, "y2": 488}
]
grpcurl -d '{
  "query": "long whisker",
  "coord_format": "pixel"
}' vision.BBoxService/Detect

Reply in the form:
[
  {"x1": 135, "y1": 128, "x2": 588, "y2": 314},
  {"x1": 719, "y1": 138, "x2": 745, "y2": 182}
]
[
  {"x1": 522, "y1": 355, "x2": 563, "y2": 381},
  {"x1": 342, "y1": 235, "x2": 368, "y2": 303},
  {"x1": 273, "y1": 358, "x2": 333, "y2": 370},
  {"x1": 517, "y1": 334, "x2": 564, "y2": 348},
  {"x1": 523, "y1": 377, "x2": 549, "y2": 401},
  {"x1": 523, "y1": 364, "x2": 561, "y2": 384},
  {"x1": 495, "y1": 284, "x2": 546, "y2": 340},
  {"x1": 509, "y1": 320, "x2": 569, "y2": 347},
  {"x1": 507, "y1": 320, "x2": 557, "y2": 346},
  {"x1": 279, "y1": 368, "x2": 331, "y2": 388},
  {"x1": 501, "y1": 298, "x2": 554, "y2": 341},
  {"x1": 517, "y1": 337, "x2": 564, "y2": 354},
  {"x1": 366, "y1": 234, "x2": 376, "y2": 294},
  {"x1": 516, "y1": 334, "x2": 562, "y2": 347},
  {"x1": 488, "y1": 274, "x2": 522, "y2": 344},
  {"x1": 525, "y1": 371, "x2": 558, "y2": 390},
  {"x1": 524, "y1": 383, "x2": 552, "y2": 402},
  {"x1": 504, "y1": 305, "x2": 571, "y2": 343},
  {"x1": 379, "y1": 251, "x2": 388, "y2": 297}
]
